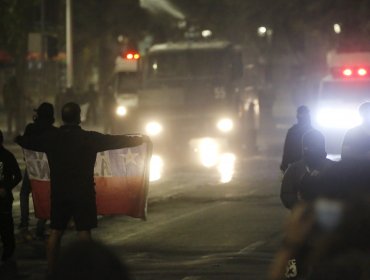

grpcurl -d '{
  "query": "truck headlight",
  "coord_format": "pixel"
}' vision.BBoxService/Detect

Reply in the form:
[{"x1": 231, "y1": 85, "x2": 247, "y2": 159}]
[
  {"x1": 145, "y1": 121, "x2": 163, "y2": 136},
  {"x1": 116, "y1": 105, "x2": 127, "y2": 117},
  {"x1": 150, "y1": 154, "x2": 163, "y2": 182},
  {"x1": 316, "y1": 107, "x2": 361, "y2": 129},
  {"x1": 198, "y1": 138, "x2": 219, "y2": 167},
  {"x1": 217, "y1": 118, "x2": 233, "y2": 133}
]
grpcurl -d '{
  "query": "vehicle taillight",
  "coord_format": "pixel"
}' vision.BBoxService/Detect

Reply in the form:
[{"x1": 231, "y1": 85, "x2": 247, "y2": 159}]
[
  {"x1": 336, "y1": 67, "x2": 369, "y2": 78},
  {"x1": 358, "y1": 68, "x2": 367, "y2": 76},
  {"x1": 342, "y1": 68, "x2": 353, "y2": 76},
  {"x1": 123, "y1": 51, "x2": 140, "y2": 60}
]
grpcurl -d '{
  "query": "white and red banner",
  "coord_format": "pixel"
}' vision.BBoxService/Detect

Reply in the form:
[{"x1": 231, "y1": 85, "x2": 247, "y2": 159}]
[{"x1": 23, "y1": 143, "x2": 151, "y2": 220}]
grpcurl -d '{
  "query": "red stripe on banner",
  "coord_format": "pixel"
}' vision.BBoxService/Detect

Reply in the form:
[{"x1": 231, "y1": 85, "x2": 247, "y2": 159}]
[
  {"x1": 30, "y1": 180, "x2": 51, "y2": 220},
  {"x1": 27, "y1": 142, "x2": 152, "y2": 221},
  {"x1": 30, "y1": 176, "x2": 149, "y2": 220},
  {"x1": 95, "y1": 176, "x2": 148, "y2": 219}
]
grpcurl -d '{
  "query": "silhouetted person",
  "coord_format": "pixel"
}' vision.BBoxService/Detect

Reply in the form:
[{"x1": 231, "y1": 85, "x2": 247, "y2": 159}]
[
  {"x1": 0, "y1": 129, "x2": 22, "y2": 265},
  {"x1": 280, "y1": 106, "x2": 312, "y2": 173},
  {"x1": 15, "y1": 102, "x2": 149, "y2": 274},
  {"x1": 18, "y1": 102, "x2": 57, "y2": 239},
  {"x1": 50, "y1": 240, "x2": 131, "y2": 280},
  {"x1": 269, "y1": 197, "x2": 370, "y2": 280},
  {"x1": 342, "y1": 102, "x2": 370, "y2": 161},
  {"x1": 280, "y1": 129, "x2": 334, "y2": 209}
]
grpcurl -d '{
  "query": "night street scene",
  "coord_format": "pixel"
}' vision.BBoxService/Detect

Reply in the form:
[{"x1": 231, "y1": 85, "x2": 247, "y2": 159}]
[{"x1": 1, "y1": 0, "x2": 370, "y2": 279}]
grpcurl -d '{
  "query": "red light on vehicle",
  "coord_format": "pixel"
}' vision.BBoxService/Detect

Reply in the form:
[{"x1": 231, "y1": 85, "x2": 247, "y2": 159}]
[
  {"x1": 342, "y1": 68, "x2": 353, "y2": 76},
  {"x1": 124, "y1": 52, "x2": 140, "y2": 60},
  {"x1": 358, "y1": 68, "x2": 367, "y2": 76}
]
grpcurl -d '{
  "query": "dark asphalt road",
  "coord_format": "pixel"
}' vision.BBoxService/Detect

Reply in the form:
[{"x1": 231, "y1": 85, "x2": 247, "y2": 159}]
[{"x1": 0, "y1": 116, "x2": 290, "y2": 280}]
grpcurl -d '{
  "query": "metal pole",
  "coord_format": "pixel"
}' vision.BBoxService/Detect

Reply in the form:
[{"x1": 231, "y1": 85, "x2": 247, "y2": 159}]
[
  {"x1": 66, "y1": 0, "x2": 73, "y2": 88},
  {"x1": 41, "y1": 0, "x2": 45, "y2": 96}
]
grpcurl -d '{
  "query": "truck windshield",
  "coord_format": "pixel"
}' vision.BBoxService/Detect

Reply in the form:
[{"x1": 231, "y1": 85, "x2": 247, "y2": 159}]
[
  {"x1": 146, "y1": 50, "x2": 228, "y2": 81},
  {"x1": 116, "y1": 72, "x2": 139, "y2": 93}
]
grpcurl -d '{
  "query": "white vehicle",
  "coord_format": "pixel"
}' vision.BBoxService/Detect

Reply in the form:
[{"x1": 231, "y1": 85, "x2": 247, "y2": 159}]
[
  {"x1": 113, "y1": 51, "x2": 141, "y2": 117},
  {"x1": 315, "y1": 50, "x2": 370, "y2": 153},
  {"x1": 114, "y1": 40, "x2": 259, "y2": 180}
]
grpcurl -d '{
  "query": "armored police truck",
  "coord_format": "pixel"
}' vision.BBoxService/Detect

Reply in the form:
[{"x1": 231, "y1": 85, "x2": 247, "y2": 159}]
[{"x1": 114, "y1": 40, "x2": 259, "y2": 180}]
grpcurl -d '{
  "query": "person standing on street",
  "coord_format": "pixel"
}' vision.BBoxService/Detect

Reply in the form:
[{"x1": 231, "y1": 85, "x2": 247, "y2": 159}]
[
  {"x1": 280, "y1": 105, "x2": 313, "y2": 173},
  {"x1": 341, "y1": 102, "x2": 370, "y2": 161},
  {"x1": 0, "y1": 129, "x2": 22, "y2": 264},
  {"x1": 280, "y1": 129, "x2": 334, "y2": 210},
  {"x1": 18, "y1": 102, "x2": 57, "y2": 239},
  {"x1": 15, "y1": 102, "x2": 150, "y2": 274}
]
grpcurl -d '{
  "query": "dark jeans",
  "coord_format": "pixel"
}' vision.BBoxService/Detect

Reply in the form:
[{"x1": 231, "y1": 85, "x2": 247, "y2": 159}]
[
  {"x1": 19, "y1": 170, "x2": 47, "y2": 235},
  {"x1": 0, "y1": 211, "x2": 15, "y2": 261}
]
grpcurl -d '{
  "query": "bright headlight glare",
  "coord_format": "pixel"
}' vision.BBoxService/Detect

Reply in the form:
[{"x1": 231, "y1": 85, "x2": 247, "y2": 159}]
[
  {"x1": 217, "y1": 118, "x2": 234, "y2": 133},
  {"x1": 198, "y1": 138, "x2": 219, "y2": 167},
  {"x1": 116, "y1": 106, "x2": 127, "y2": 117},
  {"x1": 217, "y1": 153, "x2": 236, "y2": 183},
  {"x1": 150, "y1": 155, "x2": 163, "y2": 182},
  {"x1": 145, "y1": 121, "x2": 163, "y2": 136},
  {"x1": 316, "y1": 107, "x2": 361, "y2": 129}
]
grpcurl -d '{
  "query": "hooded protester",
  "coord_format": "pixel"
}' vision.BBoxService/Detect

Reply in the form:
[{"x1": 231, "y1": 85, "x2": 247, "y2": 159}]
[
  {"x1": 280, "y1": 129, "x2": 335, "y2": 210},
  {"x1": 18, "y1": 102, "x2": 57, "y2": 239},
  {"x1": 280, "y1": 106, "x2": 313, "y2": 173}
]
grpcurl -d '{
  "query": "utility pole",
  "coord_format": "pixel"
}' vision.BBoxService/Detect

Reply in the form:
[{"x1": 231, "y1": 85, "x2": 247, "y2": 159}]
[
  {"x1": 66, "y1": 0, "x2": 73, "y2": 89},
  {"x1": 41, "y1": 0, "x2": 46, "y2": 97}
]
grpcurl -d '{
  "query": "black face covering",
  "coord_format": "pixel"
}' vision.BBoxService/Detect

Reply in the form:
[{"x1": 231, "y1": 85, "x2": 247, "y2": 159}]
[{"x1": 303, "y1": 149, "x2": 326, "y2": 169}]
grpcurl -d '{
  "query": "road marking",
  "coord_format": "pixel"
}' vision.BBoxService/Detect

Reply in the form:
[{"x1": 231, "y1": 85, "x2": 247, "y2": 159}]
[
  {"x1": 238, "y1": 240, "x2": 266, "y2": 255},
  {"x1": 110, "y1": 202, "x2": 222, "y2": 244}
]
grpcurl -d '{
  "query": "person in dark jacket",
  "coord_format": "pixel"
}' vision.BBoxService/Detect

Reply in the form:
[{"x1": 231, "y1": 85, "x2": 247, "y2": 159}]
[
  {"x1": 341, "y1": 102, "x2": 370, "y2": 161},
  {"x1": 15, "y1": 102, "x2": 150, "y2": 274},
  {"x1": 0, "y1": 130, "x2": 22, "y2": 263},
  {"x1": 280, "y1": 106, "x2": 313, "y2": 173},
  {"x1": 280, "y1": 129, "x2": 334, "y2": 209},
  {"x1": 18, "y1": 102, "x2": 57, "y2": 239}
]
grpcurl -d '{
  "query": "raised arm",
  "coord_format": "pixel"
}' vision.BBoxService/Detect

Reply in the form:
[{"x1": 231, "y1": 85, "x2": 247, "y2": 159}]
[
  {"x1": 14, "y1": 131, "x2": 53, "y2": 153},
  {"x1": 91, "y1": 132, "x2": 151, "y2": 152}
]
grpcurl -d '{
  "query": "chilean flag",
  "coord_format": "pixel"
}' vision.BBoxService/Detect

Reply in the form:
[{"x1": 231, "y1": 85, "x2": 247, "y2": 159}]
[{"x1": 23, "y1": 143, "x2": 152, "y2": 220}]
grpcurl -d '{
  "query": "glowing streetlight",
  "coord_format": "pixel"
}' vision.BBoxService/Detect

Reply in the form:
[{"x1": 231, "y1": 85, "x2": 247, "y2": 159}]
[
  {"x1": 333, "y1": 23, "x2": 341, "y2": 34},
  {"x1": 257, "y1": 26, "x2": 267, "y2": 37},
  {"x1": 201, "y1": 30, "x2": 212, "y2": 38}
]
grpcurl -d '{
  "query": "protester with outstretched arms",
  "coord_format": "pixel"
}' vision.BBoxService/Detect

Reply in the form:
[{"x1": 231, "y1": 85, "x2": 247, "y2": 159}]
[{"x1": 15, "y1": 102, "x2": 150, "y2": 275}]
